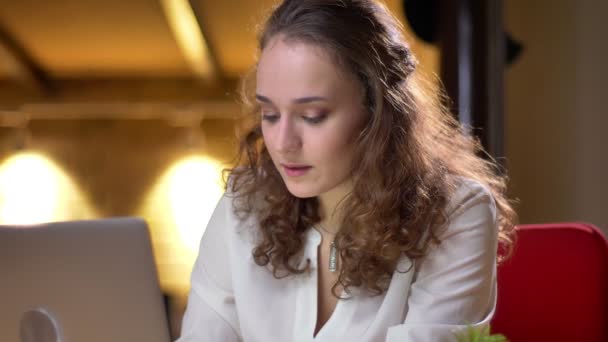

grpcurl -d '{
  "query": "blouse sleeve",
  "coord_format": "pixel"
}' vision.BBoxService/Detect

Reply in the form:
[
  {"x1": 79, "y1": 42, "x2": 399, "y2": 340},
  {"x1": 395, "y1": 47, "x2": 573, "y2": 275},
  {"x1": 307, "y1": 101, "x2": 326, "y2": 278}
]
[
  {"x1": 385, "y1": 179, "x2": 499, "y2": 342},
  {"x1": 176, "y1": 194, "x2": 242, "y2": 342}
]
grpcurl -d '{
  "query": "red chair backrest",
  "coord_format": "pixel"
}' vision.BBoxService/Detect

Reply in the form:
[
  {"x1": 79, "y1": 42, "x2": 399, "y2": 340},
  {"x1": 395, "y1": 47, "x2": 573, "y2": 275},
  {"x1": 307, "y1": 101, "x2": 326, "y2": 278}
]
[{"x1": 491, "y1": 223, "x2": 608, "y2": 341}]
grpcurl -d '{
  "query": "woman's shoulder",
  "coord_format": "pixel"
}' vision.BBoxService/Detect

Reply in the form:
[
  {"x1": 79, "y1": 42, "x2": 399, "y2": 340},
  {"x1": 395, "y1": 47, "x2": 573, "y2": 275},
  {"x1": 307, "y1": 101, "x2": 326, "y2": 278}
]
[
  {"x1": 217, "y1": 185, "x2": 265, "y2": 246},
  {"x1": 445, "y1": 176, "x2": 496, "y2": 216},
  {"x1": 437, "y1": 176, "x2": 498, "y2": 239}
]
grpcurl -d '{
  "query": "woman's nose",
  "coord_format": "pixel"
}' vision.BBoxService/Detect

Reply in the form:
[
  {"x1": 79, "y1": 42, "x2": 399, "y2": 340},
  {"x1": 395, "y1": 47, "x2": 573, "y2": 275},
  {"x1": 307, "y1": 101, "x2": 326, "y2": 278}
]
[{"x1": 276, "y1": 117, "x2": 302, "y2": 153}]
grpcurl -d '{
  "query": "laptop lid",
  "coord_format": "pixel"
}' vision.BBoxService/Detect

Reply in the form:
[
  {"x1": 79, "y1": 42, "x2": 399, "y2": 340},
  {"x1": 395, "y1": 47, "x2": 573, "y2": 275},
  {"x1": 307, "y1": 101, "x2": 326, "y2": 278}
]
[{"x1": 0, "y1": 217, "x2": 171, "y2": 342}]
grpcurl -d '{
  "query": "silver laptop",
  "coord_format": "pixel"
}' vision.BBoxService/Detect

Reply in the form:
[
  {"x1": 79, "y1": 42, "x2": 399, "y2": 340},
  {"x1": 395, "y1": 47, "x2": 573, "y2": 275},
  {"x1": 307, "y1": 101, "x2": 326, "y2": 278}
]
[{"x1": 0, "y1": 218, "x2": 171, "y2": 342}]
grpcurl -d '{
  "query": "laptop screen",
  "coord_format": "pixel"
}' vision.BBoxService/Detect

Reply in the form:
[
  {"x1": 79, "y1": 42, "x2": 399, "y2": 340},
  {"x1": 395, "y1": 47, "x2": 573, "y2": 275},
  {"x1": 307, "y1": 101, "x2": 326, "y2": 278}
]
[{"x1": 0, "y1": 218, "x2": 171, "y2": 342}]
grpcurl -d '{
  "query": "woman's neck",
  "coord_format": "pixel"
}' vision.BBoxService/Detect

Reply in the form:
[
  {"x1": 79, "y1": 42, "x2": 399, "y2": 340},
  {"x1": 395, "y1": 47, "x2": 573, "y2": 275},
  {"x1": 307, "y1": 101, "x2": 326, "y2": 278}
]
[{"x1": 317, "y1": 179, "x2": 353, "y2": 234}]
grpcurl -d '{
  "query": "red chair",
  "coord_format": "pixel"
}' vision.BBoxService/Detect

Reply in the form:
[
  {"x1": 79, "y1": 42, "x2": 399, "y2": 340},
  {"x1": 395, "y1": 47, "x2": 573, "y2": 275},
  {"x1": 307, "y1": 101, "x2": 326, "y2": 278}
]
[{"x1": 491, "y1": 223, "x2": 608, "y2": 341}]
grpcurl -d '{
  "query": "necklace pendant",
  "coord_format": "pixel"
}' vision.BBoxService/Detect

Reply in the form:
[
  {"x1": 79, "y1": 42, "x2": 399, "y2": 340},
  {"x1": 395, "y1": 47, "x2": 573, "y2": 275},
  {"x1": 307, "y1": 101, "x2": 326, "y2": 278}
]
[{"x1": 329, "y1": 241, "x2": 338, "y2": 272}]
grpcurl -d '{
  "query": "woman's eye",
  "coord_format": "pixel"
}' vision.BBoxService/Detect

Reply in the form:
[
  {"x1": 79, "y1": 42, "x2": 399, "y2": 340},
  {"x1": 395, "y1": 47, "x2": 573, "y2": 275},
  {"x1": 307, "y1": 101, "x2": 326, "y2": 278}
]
[
  {"x1": 302, "y1": 113, "x2": 327, "y2": 124},
  {"x1": 261, "y1": 113, "x2": 279, "y2": 123}
]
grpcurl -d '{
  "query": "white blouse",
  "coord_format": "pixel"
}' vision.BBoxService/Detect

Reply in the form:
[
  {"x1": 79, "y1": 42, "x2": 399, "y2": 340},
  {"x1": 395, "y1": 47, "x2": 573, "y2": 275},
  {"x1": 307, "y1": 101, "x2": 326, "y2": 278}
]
[{"x1": 177, "y1": 177, "x2": 498, "y2": 342}]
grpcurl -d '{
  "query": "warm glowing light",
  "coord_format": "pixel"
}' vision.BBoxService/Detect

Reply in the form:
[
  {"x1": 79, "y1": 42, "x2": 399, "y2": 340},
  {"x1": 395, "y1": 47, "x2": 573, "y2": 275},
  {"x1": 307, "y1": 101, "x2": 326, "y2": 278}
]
[
  {"x1": 160, "y1": 0, "x2": 215, "y2": 78},
  {"x1": 138, "y1": 154, "x2": 225, "y2": 294},
  {"x1": 0, "y1": 152, "x2": 96, "y2": 225},
  {"x1": 167, "y1": 156, "x2": 225, "y2": 252}
]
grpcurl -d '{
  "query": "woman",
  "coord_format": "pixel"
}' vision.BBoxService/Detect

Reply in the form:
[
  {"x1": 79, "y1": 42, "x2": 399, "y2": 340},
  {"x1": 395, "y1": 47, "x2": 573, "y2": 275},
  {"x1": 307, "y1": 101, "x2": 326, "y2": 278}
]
[{"x1": 177, "y1": 0, "x2": 516, "y2": 341}]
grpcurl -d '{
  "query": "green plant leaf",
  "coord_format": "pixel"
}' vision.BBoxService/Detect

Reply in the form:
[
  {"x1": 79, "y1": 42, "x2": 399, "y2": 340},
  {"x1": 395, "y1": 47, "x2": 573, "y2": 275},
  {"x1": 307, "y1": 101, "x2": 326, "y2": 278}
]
[{"x1": 454, "y1": 325, "x2": 509, "y2": 342}]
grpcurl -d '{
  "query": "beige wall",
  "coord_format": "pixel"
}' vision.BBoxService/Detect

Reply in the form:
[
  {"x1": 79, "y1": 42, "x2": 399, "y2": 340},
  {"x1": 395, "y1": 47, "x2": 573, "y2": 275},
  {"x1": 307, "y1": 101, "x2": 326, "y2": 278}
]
[
  {"x1": 0, "y1": 118, "x2": 237, "y2": 293},
  {"x1": 0, "y1": 118, "x2": 237, "y2": 337},
  {"x1": 505, "y1": 0, "x2": 608, "y2": 234},
  {"x1": 576, "y1": 0, "x2": 608, "y2": 234}
]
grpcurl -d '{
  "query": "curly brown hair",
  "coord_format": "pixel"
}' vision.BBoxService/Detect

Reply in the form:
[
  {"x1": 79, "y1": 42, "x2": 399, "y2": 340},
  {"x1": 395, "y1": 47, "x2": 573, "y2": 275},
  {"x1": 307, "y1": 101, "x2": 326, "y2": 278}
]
[{"x1": 224, "y1": 0, "x2": 517, "y2": 297}]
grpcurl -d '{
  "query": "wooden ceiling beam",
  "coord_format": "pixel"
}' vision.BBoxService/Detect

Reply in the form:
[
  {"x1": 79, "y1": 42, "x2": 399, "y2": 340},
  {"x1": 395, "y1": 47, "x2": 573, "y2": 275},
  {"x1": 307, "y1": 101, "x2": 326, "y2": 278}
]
[
  {"x1": 159, "y1": 0, "x2": 225, "y2": 82},
  {"x1": 0, "y1": 77, "x2": 240, "y2": 108},
  {"x1": 0, "y1": 21, "x2": 53, "y2": 94},
  {"x1": 188, "y1": 0, "x2": 225, "y2": 82}
]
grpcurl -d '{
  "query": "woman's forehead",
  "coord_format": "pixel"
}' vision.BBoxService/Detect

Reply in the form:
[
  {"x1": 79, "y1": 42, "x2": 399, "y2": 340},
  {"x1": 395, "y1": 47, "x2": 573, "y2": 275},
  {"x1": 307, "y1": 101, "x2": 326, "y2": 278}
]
[{"x1": 256, "y1": 37, "x2": 359, "y2": 101}]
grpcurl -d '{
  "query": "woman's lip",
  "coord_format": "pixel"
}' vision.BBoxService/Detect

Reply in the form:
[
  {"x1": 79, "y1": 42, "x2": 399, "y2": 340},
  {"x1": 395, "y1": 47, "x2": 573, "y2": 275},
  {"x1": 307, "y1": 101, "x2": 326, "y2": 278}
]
[
  {"x1": 282, "y1": 165, "x2": 312, "y2": 177},
  {"x1": 281, "y1": 163, "x2": 311, "y2": 168}
]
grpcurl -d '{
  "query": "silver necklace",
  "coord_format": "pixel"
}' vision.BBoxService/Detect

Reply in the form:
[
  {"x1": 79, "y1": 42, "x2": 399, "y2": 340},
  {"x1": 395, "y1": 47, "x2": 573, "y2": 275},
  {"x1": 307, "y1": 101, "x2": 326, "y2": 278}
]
[{"x1": 316, "y1": 224, "x2": 338, "y2": 272}]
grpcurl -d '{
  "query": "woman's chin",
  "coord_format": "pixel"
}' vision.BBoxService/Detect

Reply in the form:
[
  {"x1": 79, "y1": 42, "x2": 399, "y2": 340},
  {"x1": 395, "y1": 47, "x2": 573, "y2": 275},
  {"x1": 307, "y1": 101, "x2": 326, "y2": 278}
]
[{"x1": 284, "y1": 183, "x2": 320, "y2": 199}]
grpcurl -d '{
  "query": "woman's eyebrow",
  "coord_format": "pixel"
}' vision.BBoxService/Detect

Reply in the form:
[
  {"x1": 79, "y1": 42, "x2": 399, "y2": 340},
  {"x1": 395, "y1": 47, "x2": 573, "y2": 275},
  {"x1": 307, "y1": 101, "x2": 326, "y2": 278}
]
[
  {"x1": 255, "y1": 94, "x2": 328, "y2": 105},
  {"x1": 292, "y1": 96, "x2": 328, "y2": 104},
  {"x1": 255, "y1": 94, "x2": 273, "y2": 104}
]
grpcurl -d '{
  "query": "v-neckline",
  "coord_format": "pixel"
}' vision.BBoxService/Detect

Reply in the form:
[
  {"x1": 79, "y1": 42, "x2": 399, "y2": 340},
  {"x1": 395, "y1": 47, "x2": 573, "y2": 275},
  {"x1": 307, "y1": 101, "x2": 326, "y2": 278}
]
[
  {"x1": 293, "y1": 228, "x2": 416, "y2": 340},
  {"x1": 309, "y1": 228, "x2": 346, "y2": 339}
]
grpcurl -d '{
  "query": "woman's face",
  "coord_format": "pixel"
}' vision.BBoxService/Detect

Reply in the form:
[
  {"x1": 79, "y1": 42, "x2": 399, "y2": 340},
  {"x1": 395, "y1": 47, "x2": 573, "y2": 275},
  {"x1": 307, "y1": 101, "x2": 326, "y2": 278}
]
[{"x1": 256, "y1": 36, "x2": 367, "y2": 199}]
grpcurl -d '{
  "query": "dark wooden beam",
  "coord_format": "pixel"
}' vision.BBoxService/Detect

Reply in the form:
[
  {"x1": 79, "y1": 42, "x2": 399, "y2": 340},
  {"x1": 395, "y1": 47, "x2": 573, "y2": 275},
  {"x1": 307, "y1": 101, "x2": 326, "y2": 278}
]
[
  {"x1": 0, "y1": 21, "x2": 53, "y2": 94},
  {"x1": 0, "y1": 77, "x2": 240, "y2": 109},
  {"x1": 477, "y1": 0, "x2": 506, "y2": 163},
  {"x1": 188, "y1": 0, "x2": 225, "y2": 83},
  {"x1": 438, "y1": 0, "x2": 505, "y2": 164}
]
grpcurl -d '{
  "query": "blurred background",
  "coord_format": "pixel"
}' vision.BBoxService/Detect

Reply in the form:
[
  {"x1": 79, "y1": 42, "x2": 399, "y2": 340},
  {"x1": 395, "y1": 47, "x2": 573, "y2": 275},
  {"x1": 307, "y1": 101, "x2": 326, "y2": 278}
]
[{"x1": 0, "y1": 0, "x2": 606, "y2": 338}]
